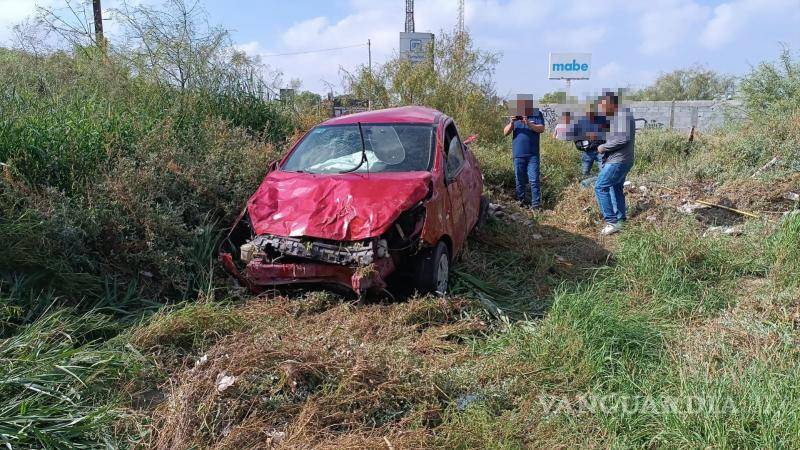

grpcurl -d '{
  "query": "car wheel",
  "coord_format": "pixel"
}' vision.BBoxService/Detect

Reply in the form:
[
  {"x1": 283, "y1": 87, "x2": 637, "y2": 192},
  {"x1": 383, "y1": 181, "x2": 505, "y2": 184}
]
[
  {"x1": 475, "y1": 195, "x2": 489, "y2": 231},
  {"x1": 415, "y1": 241, "x2": 450, "y2": 295}
]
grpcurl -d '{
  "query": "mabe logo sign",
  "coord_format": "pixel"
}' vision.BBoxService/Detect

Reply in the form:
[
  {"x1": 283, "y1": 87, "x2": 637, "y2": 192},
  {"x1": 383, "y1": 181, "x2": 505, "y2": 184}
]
[
  {"x1": 552, "y1": 60, "x2": 589, "y2": 72},
  {"x1": 548, "y1": 53, "x2": 592, "y2": 80}
]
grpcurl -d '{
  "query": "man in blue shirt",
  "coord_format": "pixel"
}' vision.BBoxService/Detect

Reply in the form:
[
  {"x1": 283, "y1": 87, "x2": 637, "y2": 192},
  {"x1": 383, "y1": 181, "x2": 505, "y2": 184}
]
[
  {"x1": 573, "y1": 107, "x2": 608, "y2": 176},
  {"x1": 503, "y1": 97, "x2": 546, "y2": 209}
]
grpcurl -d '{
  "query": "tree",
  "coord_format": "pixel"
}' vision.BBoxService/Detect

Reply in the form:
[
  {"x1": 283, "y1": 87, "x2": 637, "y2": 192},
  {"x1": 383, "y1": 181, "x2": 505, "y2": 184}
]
[
  {"x1": 293, "y1": 90, "x2": 322, "y2": 108},
  {"x1": 631, "y1": 65, "x2": 735, "y2": 101},
  {"x1": 341, "y1": 29, "x2": 505, "y2": 141},
  {"x1": 540, "y1": 91, "x2": 566, "y2": 104},
  {"x1": 739, "y1": 47, "x2": 800, "y2": 114}
]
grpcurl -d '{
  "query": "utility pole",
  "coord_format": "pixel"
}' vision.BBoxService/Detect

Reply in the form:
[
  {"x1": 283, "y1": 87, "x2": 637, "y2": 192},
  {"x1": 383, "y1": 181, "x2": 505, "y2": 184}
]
[
  {"x1": 457, "y1": 0, "x2": 464, "y2": 37},
  {"x1": 367, "y1": 39, "x2": 372, "y2": 110},
  {"x1": 92, "y1": 0, "x2": 105, "y2": 54},
  {"x1": 405, "y1": 0, "x2": 415, "y2": 33},
  {"x1": 456, "y1": 0, "x2": 465, "y2": 57}
]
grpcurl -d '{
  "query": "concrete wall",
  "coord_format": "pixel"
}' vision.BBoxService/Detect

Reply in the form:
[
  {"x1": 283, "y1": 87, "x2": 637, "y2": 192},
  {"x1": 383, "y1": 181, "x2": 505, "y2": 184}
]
[{"x1": 539, "y1": 100, "x2": 745, "y2": 132}]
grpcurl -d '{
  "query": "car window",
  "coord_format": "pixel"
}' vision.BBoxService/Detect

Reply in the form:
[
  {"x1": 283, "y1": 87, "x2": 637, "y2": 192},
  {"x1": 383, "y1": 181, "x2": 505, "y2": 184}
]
[
  {"x1": 281, "y1": 124, "x2": 433, "y2": 174},
  {"x1": 445, "y1": 124, "x2": 465, "y2": 178}
]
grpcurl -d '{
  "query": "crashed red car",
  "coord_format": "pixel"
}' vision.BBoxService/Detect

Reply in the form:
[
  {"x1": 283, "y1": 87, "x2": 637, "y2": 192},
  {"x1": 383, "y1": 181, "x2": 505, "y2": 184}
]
[{"x1": 220, "y1": 106, "x2": 487, "y2": 296}]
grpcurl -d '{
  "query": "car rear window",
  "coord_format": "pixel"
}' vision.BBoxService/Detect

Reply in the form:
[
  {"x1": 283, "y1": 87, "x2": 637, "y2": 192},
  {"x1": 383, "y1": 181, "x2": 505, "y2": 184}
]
[{"x1": 281, "y1": 124, "x2": 434, "y2": 174}]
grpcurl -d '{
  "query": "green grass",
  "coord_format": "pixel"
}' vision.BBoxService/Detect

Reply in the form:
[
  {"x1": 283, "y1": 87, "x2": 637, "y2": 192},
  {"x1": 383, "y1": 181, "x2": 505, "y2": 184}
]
[
  {"x1": 438, "y1": 220, "x2": 800, "y2": 448},
  {"x1": 767, "y1": 212, "x2": 800, "y2": 289},
  {"x1": 0, "y1": 309, "x2": 141, "y2": 449}
]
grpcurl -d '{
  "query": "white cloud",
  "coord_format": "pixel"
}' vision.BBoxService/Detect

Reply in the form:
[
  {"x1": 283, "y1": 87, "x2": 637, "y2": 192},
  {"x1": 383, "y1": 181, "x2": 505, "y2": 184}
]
[
  {"x1": 638, "y1": 1, "x2": 711, "y2": 55},
  {"x1": 701, "y1": 3, "x2": 739, "y2": 48},
  {"x1": 700, "y1": 0, "x2": 798, "y2": 49},
  {"x1": 234, "y1": 40, "x2": 260, "y2": 55},
  {"x1": 0, "y1": 0, "x2": 157, "y2": 45},
  {"x1": 544, "y1": 25, "x2": 607, "y2": 49},
  {"x1": 0, "y1": 0, "x2": 56, "y2": 42},
  {"x1": 0, "y1": 0, "x2": 52, "y2": 23},
  {"x1": 597, "y1": 62, "x2": 622, "y2": 79}
]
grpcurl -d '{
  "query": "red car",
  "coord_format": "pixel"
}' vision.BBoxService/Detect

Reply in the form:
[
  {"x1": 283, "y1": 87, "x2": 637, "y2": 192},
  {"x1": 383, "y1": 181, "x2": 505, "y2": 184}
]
[{"x1": 220, "y1": 106, "x2": 487, "y2": 296}]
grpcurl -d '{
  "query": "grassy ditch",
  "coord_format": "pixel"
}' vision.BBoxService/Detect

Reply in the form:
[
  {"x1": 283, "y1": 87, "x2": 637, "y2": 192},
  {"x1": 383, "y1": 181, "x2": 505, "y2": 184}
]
[
  {"x1": 120, "y1": 216, "x2": 800, "y2": 448},
  {"x1": 435, "y1": 216, "x2": 800, "y2": 448},
  {"x1": 1, "y1": 37, "x2": 799, "y2": 448}
]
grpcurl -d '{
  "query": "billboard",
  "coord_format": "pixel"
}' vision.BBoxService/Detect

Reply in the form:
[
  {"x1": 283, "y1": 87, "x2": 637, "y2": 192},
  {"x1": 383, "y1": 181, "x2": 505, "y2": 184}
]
[
  {"x1": 400, "y1": 32, "x2": 434, "y2": 64},
  {"x1": 548, "y1": 53, "x2": 591, "y2": 80}
]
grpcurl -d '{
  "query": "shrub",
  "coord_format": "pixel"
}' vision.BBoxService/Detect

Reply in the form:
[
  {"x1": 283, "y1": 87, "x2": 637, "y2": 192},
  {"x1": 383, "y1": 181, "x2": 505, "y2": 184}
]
[{"x1": 0, "y1": 49, "x2": 287, "y2": 311}]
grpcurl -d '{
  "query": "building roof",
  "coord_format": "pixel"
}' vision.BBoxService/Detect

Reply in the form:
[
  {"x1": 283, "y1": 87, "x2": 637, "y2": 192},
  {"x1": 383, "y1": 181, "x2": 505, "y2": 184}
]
[{"x1": 322, "y1": 106, "x2": 442, "y2": 126}]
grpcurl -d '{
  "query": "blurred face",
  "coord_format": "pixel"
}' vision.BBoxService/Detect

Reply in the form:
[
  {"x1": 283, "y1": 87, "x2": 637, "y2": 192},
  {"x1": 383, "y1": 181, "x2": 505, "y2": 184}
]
[
  {"x1": 509, "y1": 95, "x2": 534, "y2": 116},
  {"x1": 599, "y1": 96, "x2": 618, "y2": 116},
  {"x1": 524, "y1": 100, "x2": 534, "y2": 116}
]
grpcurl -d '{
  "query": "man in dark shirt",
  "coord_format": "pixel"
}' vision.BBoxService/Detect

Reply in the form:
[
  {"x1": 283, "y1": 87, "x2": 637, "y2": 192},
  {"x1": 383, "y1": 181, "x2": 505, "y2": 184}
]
[
  {"x1": 503, "y1": 97, "x2": 546, "y2": 209},
  {"x1": 574, "y1": 108, "x2": 608, "y2": 176}
]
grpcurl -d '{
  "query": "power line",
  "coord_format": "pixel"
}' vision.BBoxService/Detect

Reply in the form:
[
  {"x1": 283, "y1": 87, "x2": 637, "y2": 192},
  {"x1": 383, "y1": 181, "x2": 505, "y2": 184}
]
[{"x1": 259, "y1": 43, "x2": 367, "y2": 57}]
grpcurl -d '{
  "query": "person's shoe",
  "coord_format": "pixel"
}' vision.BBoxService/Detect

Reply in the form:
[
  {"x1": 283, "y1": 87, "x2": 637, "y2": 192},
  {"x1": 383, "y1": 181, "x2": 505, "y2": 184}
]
[
  {"x1": 531, "y1": 205, "x2": 542, "y2": 213},
  {"x1": 600, "y1": 222, "x2": 623, "y2": 235}
]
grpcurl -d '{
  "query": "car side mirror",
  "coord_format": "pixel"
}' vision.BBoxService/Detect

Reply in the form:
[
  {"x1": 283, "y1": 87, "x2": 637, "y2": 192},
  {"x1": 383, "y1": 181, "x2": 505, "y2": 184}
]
[
  {"x1": 463, "y1": 134, "x2": 478, "y2": 145},
  {"x1": 267, "y1": 161, "x2": 278, "y2": 172}
]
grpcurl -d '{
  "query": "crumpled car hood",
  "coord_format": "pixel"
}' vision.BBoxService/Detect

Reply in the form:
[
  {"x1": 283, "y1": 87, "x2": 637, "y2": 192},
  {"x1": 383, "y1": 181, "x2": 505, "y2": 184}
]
[{"x1": 247, "y1": 170, "x2": 432, "y2": 241}]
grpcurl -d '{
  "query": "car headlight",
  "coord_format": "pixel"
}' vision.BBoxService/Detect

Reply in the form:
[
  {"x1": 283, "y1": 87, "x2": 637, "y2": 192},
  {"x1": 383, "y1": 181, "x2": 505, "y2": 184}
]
[{"x1": 240, "y1": 242, "x2": 256, "y2": 263}]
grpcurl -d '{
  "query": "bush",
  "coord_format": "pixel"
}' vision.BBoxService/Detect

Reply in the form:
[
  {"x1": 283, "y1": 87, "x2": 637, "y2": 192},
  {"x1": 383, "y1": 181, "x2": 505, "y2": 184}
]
[
  {"x1": 629, "y1": 65, "x2": 734, "y2": 101},
  {"x1": 0, "y1": 49, "x2": 287, "y2": 311},
  {"x1": 739, "y1": 48, "x2": 800, "y2": 116}
]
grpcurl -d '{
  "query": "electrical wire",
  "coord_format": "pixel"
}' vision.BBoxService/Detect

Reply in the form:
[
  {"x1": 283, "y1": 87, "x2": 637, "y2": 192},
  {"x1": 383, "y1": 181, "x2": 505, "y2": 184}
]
[{"x1": 259, "y1": 43, "x2": 367, "y2": 57}]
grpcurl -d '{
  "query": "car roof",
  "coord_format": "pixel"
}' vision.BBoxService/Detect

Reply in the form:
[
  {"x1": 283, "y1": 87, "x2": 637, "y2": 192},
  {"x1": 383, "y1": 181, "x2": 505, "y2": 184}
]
[{"x1": 321, "y1": 106, "x2": 443, "y2": 126}]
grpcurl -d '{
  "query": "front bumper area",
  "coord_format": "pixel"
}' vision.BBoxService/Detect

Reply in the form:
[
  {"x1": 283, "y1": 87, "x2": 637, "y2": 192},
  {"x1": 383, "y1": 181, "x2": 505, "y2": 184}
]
[{"x1": 220, "y1": 252, "x2": 395, "y2": 294}]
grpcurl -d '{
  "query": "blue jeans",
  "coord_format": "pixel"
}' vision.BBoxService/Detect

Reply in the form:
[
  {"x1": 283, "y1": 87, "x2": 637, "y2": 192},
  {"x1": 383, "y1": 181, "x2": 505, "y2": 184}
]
[
  {"x1": 514, "y1": 155, "x2": 541, "y2": 207},
  {"x1": 595, "y1": 161, "x2": 633, "y2": 224},
  {"x1": 581, "y1": 150, "x2": 601, "y2": 176}
]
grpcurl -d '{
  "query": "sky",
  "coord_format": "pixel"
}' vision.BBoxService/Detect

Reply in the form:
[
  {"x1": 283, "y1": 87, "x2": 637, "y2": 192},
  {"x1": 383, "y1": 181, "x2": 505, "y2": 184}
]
[{"x1": 1, "y1": 0, "x2": 799, "y2": 98}]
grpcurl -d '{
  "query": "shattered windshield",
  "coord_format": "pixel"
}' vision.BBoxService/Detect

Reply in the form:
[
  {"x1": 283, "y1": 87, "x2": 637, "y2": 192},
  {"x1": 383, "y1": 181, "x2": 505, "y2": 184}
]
[{"x1": 281, "y1": 124, "x2": 434, "y2": 174}]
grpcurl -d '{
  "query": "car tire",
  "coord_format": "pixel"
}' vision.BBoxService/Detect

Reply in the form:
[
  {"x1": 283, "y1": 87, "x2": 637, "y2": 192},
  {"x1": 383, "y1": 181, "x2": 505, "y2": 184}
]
[
  {"x1": 415, "y1": 241, "x2": 450, "y2": 295},
  {"x1": 475, "y1": 195, "x2": 489, "y2": 231}
]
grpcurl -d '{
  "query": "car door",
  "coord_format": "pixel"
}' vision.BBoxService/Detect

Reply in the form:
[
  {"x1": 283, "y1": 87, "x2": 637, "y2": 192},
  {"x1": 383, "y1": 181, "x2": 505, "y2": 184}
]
[
  {"x1": 451, "y1": 122, "x2": 482, "y2": 229},
  {"x1": 443, "y1": 121, "x2": 469, "y2": 252}
]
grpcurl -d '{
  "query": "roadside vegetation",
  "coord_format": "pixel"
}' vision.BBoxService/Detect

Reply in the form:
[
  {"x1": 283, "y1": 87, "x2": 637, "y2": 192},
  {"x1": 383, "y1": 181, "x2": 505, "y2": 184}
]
[{"x1": 1, "y1": 2, "x2": 798, "y2": 448}]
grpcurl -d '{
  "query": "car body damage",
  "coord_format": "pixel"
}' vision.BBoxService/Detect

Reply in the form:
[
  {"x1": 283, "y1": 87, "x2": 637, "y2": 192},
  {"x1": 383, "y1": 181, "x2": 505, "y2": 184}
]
[
  {"x1": 219, "y1": 106, "x2": 486, "y2": 296},
  {"x1": 247, "y1": 170, "x2": 433, "y2": 240}
]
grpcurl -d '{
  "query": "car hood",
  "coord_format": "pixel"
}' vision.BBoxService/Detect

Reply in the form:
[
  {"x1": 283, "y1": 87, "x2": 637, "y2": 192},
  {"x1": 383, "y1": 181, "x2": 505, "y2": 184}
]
[{"x1": 247, "y1": 170, "x2": 432, "y2": 241}]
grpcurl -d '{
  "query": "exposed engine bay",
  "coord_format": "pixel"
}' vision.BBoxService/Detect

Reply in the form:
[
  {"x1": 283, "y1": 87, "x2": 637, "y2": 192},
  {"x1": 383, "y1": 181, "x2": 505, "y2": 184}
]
[
  {"x1": 237, "y1": 202, "x2": 426, "y2": 268},
  {"x1": 240, "y1": 234, "x2": 389, "y2": 266}
]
